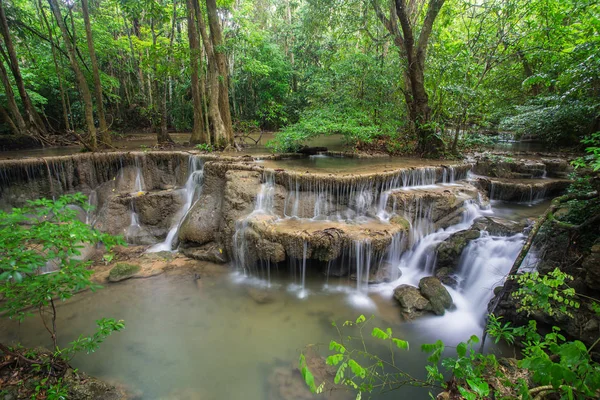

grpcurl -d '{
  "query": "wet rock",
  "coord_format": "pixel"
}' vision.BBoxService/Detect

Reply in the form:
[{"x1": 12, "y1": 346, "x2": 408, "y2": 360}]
[
  {"x1": 436, "y1": 229, "x2": 481, "y2": 270},
  {"x1": 473, "y1": 156, "x2": 548, "y2": 179},
  {"x1": 218, "y1": 170, "x2": 263, "y2": 258},
  {"x1": 65, "y1": 371, "x2": 132, "y2": 400},
  {"x1": 181, "y1": 243, "x2": 227, "y2": 263},
  {"x1": 125, "y1": 223, "x2": 158, "y2": 245},
  {"x1": 178, "y1": 168, "x2": 225, "y2": 246},
  {"x1": 95, "y1": 190, "x2": 184, "y2": 242},
  {"x1": 245, "y1": 214, "x2": 408, "y2": 264},
  {"x1": 393, "y1": 284, "x2": 432, "y2": 319},
  {"x1": 108, "y1": 263, "x2": 141, "y2": 282},
  {"x1": 472, "y1": 216, "x2": 525, "y2": 236},
  {"x1": 387, "y1": 183, "x2": 481, "y2": 230},
  {"x1": 131, "y1": 190, "x2": 185, "y2": 238},
  {"x1": 475, "y1": 177, "x2": 570, "y2": 202},
  {"x1": 435, "y1": 267, "x2": 458, "y2": 288},
  {"x1": 583, "y1": 244, "x2": 600, "y2": 290},
  {"x1": 247, "y1": 287, "x2": 275, "y2": 304},
  {"x1": 419, "y1": 276, "x2": 454, "y2": 316}
]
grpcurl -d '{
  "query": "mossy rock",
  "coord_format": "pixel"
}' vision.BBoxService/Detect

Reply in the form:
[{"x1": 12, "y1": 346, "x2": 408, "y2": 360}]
[{"x1": 108, "y1": 263, "x2": 141, "y2": 282}]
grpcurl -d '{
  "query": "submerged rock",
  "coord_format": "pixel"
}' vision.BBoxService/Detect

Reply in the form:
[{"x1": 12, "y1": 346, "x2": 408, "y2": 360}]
[
  {"x1": 108, "y1": 263, "x2": 141, "y2": 282},
  {"x1": 247, "y1": 287, "x2": 275, "y2": 304},
  {"x1": 419, "y1": 277, "x2": 454, "y2": 315},
  {"x1": 266, "y1": 347, "x2": 350, "y2": 400}
]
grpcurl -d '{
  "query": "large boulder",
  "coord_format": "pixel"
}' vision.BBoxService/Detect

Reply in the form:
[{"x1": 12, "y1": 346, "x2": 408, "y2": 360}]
[
  {"x1": 178, "y1": 168, "x2": 226, "y2": 246},
  {"x1": 393, "y1": 284, "x2": 432, "y2": 319},
  {"x1": 436, "y1": 229, "x2": 481, "y2": 270},
  {"x1": 419, "y1": 276, "x2": 454, "y2": 315},
  {"x1": 108, "y1": 263, "x2": 141, "y2": 282},
  {"x1": 95, "y1": 190, "x2": 185, "y2": 242}
]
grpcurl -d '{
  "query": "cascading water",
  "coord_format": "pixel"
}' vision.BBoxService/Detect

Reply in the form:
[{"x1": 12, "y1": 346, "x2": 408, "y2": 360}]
[
  {"x1": 133, "y1": 155, "x2": 145, "y2": 194},
  {"x1": 232, "y1": 171, "x2": 277, "y2": 275},
  {"x1": 254, "y1": 171, "x2": 275, "y2": 214},
  {"x1": 147, "y1": 156, "x2": 204, "y2": 252}
]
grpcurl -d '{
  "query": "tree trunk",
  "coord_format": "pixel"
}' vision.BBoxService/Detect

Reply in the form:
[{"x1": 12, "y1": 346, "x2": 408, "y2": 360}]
[
  {"x1": 0, "y1": 55, "x2": 27, "y2": 134},
  {"x1": 195, "y1": 0, "x2": 228, "y2": 147},
  {"x1": 47, "y1": 0, "x2": 97, "y2": 150},
  {"x1": 158, "y1": 83, "x2": 173, "y2": 144},
  {"x1": 38, "y1": 0, "x2": 69, "y2": 132},
  {"x1": 82, "y1": 0, "x2": 110, "y2": 146},
  {"x1": 372, "y1": 0, "x2": 446, "y2": 157},
  {"x1": 186, "y1": 0, "x2": 208, "y2": 145},
  {"x1": 205, "y1": 0, "x2": 234, "y2": 147},
  {"x1": 0, "y1": 0, "x2": 47, "y2": 138},
  {"x1": 0, "y1": 103, "x2": 19, "y2": 135}
]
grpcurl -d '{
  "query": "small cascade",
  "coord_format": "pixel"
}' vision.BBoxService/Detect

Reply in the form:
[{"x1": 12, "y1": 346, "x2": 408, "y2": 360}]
[
  {"x1": 300, "y1": 241, "x2": 308, "y2": 298},
  {"x1": 382, "y1": 201, "x2": 488, "y2": 286},
  {"x1": 404, "y1": 197, "x2": 435, "y2": 245},
  {"x1": 450, "y1": 232, "x2": 527, "y2": 322},
  {"x1": 354, "y1": 240, "x2": 373, "y2": 293},
  {"x1": 255, "y1": 171, "x2": 275, "y2": 214},
  {"x1": 281, "y1": 165, "x2": 471, "y2": 220},
  {"x1": 125, "y1": 208, "x2": 142, "y2": 243},
  {"x1": 147, "y1": 156, "x2": 204, "y2": 252},
  {"x1": 442, "y1": 166, "x2": 456, "y2": 184},
  {"x1": 133, "y1": 155, "x2": 145, "y2": 193}
]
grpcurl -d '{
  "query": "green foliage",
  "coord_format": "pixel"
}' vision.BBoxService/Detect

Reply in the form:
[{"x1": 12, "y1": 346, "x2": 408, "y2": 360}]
[
  {"x1": 511, "y1": 268, "x2": 580, "y2": 317},
  {"x1": 572, "y1": 132, "x2": 600, "y2": 172},
  {"x1": 267, "y1": 107, "x2": 385, "y2": 152},
  {"x1": 304, "y1": 312, "x2": 600, "y2": 399},
  {"x1": 0, "y1": 194, "x2": 126, "y2": 361},
  {"x1": 500, "y1": 100, "x2": 597, "y2": 146},
  {"x1": 195, "y1": 143, "x2": 215, "y2": 152}
]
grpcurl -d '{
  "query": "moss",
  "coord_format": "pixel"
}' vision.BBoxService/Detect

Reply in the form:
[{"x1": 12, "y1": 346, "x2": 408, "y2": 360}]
[{"x1": 108, "y1": 263, "x2": 140, "y2": 282}]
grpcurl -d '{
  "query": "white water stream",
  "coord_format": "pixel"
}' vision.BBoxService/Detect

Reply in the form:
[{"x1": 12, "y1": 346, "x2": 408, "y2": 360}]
[{"x1": 147, "y1": 156, "x2": 204, "y2": 252}]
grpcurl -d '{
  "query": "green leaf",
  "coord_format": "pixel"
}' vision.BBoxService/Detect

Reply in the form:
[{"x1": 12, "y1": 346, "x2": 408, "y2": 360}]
[
  {"x1": 348, "y1": 359, "x2": 366, "y2": 379},
  {"x1": 392, "y1": 338, "x2": 409, "y2": 350},
  {"x1": 371, "y1": 327, "x2": 389, "y2": 340}
]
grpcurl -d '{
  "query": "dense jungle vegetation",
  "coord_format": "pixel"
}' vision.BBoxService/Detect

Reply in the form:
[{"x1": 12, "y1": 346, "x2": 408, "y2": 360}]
[{"x1": 0, "y1": 0, "x2": 598, "y2": 154}]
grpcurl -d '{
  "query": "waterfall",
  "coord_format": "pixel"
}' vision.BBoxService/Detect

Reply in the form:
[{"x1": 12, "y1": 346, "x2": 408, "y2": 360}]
[
  {"x1": 133, "y1": 155, "x2": 145, "y2": 193},
  {"x1": 354, "y1": 240, "x2": 373, "y2": 293},
  {"x1": 147, "y1": 156, "x2": 204, "y2": 253},
  {"x1": 255, "y1": 171, "x2": 275, "y2": 214},
  {"x1": 281, "y1": 165, "x2": 469, "y2": 221},
  {"x1": 456, "y1": 232, "x2": 526, "y2": 316},
  {"x1": 300, "y1": 241, "x2": 308, "y2": 299}
]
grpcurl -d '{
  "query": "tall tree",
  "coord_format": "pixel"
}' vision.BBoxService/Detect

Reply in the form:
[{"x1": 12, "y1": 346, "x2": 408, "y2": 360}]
[
  {"x1": 195, "y1": 0, "x2": 230, "y2": 147},
  {"x1": 186, "y1": 0, "x2": 208, "y2": 144},
  {"x1": 81, "y1": 0, "x2": 111, "y2": 145},
  {"x1": 372, "y1": 0, "x2": 446, "y2": 156},
  {"x1": 0, "y1": 0, "x2": 47, "y2": 141},
  {"x1": 47, "y1": 0, "x2": 97, "y2": 150},
  {"x1": 205, "y1": 0, "x2": 234, "y2": 146},
  {"x1": 0, "y1": 50, "x2": 27, "y2": 135}
]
